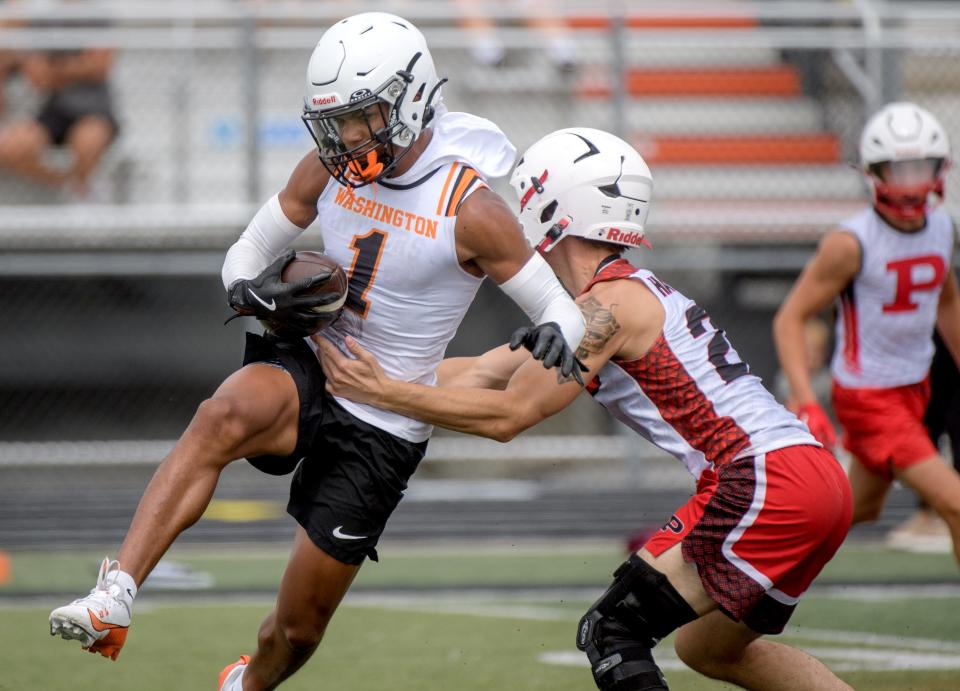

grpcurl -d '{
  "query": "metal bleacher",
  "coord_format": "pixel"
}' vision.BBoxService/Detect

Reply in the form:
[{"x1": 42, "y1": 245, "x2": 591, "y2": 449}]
[{"x1": 0, "y1": 2, "x2": 958, "y2": 233}]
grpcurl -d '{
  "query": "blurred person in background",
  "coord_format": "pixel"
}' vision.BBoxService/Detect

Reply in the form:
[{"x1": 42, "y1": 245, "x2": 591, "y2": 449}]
[
  {"x1": 770, "y1": 317, "x2": 837, "y2": 455},
  {"x1": 773, "y1": 101, "x2": 960, "y2": 565},
  {"x1": 47, "y1": 12, "x2": 585, "y2": 690},
  {"x1": 886, "y1": 330, "x2": 960, "y2": 552},
  {"x1": 773, "y1": 316, "x2": 833, "y2": 419},
  {"x1": 0, "y1": 0, "x2": 117, "y2": 199},
  {"x1": 455, "y1": 0, "x2": 578, "y2": 71},
  {"x1": 319, "y1": 127, "x2": 853, "y2": 691}
]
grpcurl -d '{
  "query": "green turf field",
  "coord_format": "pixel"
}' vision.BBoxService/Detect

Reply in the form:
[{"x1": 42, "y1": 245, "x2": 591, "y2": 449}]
[{"x1": 3, "y1": 543, "x2": 959, "y2": 690}]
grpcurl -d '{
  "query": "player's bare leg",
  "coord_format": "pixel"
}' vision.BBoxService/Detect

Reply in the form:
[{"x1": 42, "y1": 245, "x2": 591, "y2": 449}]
[
  {"x1": 641, "y1": 544, "x2": 851, "y2": 690},
  {"x1": 674, "y1": 611, "x2": 852, "y2": 691},
  {"x1": 50, "y1": 363, "x2": 300, "y2": 657},
  {"x1": 636, "y1": 544, "x2": 714, "y2": 614},
  {"x1": 897, "y1": 454, "x2": 960, "y2": 564},
  {"x1": 225, "y1": 526, "x2": 361, "y2": 690},
  {"x1": 117, "y1": 363, "x2": 300, "y2": 583},
  {"x1": 847, "y1": 455, "x2": 893, "y2": 524}
]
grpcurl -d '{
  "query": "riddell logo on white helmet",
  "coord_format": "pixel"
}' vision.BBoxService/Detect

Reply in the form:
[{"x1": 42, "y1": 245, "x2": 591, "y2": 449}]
[
  {"x1": 605, "y1": 227, "x2": 646, "y2": 246},
  {"x1": 311, "y1": 94, "x2": 339, "y2": 106}
]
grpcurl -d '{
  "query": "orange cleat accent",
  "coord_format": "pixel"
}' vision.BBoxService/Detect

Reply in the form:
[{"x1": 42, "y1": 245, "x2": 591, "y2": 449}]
[
  {"x1": 218, "y1": 655, "x2": 251, "y2": 690},
  {"x1": 87, "y1": 608, "x2": 127, "y2": 632},
  {"x1": 85, "y1": 627, "x2": 128, "y2": 661}
]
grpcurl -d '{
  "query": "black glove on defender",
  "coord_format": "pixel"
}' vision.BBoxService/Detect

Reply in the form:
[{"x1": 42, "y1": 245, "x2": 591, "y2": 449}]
[{"x1": 509, "y1": 321, "x2": 589, "y2": 386}]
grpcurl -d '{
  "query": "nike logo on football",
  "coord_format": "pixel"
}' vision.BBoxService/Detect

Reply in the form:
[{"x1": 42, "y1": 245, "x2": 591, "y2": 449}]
[
  {"x1": 247, "y1": 288, "x2": 276, "y2": 311},
  {"x1": 332, "y1": 525, "x2": 367, "y2": 540},
  {"x1": 87, "y1": 609, "x2": 127, "y2": 632}
]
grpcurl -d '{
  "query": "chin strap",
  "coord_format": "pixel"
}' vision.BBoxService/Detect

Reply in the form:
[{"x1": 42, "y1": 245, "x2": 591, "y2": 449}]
[{"x1": 536, "y1": 216, "x2": 570, "y2": 254}]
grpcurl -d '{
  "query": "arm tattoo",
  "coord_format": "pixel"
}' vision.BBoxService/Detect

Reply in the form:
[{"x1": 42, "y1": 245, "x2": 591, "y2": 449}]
[{"x1": 575, "y1": 296, "x2": 621, "y2": 360}]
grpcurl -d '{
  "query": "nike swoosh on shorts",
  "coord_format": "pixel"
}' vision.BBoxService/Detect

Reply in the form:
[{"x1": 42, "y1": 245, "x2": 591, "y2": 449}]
[{"x1": 332, "y1": 525, "x2": 367, "y2": 540}]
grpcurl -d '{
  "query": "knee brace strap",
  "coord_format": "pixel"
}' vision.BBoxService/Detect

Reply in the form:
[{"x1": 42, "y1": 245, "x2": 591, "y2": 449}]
[
  {"x1": 576, "y1": 555, "x2": 698, "y2": 690},
  {"x1": 583, "y1": 630, "x2": 668, "y2": 691}
]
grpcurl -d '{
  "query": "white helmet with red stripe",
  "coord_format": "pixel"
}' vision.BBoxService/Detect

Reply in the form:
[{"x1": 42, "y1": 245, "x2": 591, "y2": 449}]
[
  {"x1": 510, "y1": 128, "x2": 653, "y2": 253},
  {"x1": 859, "y1": 101, "x2": 952, "y2": 221}
]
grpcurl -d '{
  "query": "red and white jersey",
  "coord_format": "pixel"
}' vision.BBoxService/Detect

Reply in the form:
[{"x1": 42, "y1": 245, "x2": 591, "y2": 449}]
[
  {"x1": 314, "y1": 111, "x2": 516, "y2": 442},
  {"x1": 831, "y1": 206, "x2": 955, "y2": 389},
  {"x1": 584, "y1": 260, "x2": 816, "y2": 480}
]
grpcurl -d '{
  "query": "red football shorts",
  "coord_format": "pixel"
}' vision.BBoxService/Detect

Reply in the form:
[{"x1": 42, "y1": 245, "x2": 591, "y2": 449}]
[
  {"x1": 832, "y1": 378, "x2": 936, "y2": 479},
  {"x1": 644, "y1": 445, "x2": 852, "y2": 633}
]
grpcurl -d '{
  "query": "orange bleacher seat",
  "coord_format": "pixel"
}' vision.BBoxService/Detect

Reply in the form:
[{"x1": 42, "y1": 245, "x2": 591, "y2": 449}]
[
  {"x1": 635, "y1": 134, "x2": 841, "y2": 165},
  {"x1": 581, "y1": 66, "x2": 802, "y2": 99}
]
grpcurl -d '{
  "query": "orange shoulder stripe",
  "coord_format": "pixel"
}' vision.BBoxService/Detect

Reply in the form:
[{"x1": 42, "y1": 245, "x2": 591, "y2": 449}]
[
  {"x1": 436, "y1": 162, "x2": 460, "y2": 216},
  {"x1": 445, "y1": 166, "x2": 481, "y2": 216}
]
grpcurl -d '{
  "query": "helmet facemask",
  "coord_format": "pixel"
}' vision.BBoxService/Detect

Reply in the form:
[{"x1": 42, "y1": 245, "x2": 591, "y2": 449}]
[
  {"x1": 302, "y1": 48, "x2": 446, "y2": 189},
  {"x1": 866, "y1": 157, "x2": 948, "y2": 222},
  {"x1": 303, "y1": 83, "x2": 410, "y2": 188}
]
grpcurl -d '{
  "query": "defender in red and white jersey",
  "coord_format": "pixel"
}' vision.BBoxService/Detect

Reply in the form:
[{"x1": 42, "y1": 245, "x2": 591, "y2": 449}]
[
  {"x1": 774, "y1": 102, "x2": 960, "y2": 565},
  {"x1": 320, "y1": 128, "x2": 853, "y2": 691}
]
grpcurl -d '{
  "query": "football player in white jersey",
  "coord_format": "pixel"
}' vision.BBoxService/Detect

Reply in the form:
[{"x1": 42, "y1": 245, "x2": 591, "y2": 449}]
[
  {"x1": 774, "y1": 102, "x2": 960, "y2": 565},
  {"x1": 318, "y1": 128, "x2": 853, "y2": 691},
  {"x1": 48, "y1": 14, "x2": 586, "y2": 689}
]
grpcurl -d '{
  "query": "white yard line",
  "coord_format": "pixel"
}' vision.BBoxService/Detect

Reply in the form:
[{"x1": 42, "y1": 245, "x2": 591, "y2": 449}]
[
  {"x1": 341, "y1": 591, "x2": 960, "y2": 673},
  {"x1": 9, "y1": 585, "x2": 960, "y2": 673}
]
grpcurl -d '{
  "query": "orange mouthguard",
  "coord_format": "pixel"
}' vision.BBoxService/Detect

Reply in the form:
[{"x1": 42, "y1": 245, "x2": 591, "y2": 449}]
[{"x1": 346, "y1": 150, "x2": 385, "y2": 183}]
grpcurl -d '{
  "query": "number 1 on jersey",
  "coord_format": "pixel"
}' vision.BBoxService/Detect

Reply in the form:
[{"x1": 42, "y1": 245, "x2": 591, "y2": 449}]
[{"x1": 346, "y1": 229, "x2": 387, "y2": 318}]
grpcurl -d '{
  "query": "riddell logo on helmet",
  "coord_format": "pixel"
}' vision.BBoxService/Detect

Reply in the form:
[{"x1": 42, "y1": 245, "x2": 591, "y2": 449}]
[
  {"x1": 311, "y1": 94, "x2": 339, "y2": 106},
  {"x1": 605, "y1": 227, "x2": 645, "y2": 246}
]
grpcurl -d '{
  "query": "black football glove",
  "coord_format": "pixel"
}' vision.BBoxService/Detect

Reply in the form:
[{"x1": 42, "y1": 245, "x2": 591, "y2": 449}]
[
  {"x1": 509, "y1": 321, "x2": 589, "y2": 386},
  {"x1": 226, "y1": 249, "x2": 339, "y2": 335}
]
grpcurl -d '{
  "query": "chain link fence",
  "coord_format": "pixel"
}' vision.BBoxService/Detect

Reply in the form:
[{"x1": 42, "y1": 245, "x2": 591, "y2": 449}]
[{"x1": 1, "y1": 2, "x2": 959, "y2": 517}]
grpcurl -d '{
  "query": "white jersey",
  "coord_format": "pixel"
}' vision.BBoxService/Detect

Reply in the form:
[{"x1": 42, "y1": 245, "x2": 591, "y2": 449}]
[
  {"x1": 831, "y1": 206, "x2": 955, "y2": 389},
  {"x1": 314, "y1": 111, "x2": 516, "y2": 442},
  {"x1": 585, "y1": 261, "x2": 816, "y2": 480}
]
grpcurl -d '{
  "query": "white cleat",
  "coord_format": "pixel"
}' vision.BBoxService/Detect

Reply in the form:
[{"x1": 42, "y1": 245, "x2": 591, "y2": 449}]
[
  {"x1": 49, "y1": 557, "x2": 132, "y2": 660},
  {"x1": 218, "y1": 655, "x2": 251, "y2": 691}
]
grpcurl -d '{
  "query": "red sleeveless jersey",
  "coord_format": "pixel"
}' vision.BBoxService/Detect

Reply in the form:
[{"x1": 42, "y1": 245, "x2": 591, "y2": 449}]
[{"x1": 584, "y1": 260, "x2": 817, "y2": 480}]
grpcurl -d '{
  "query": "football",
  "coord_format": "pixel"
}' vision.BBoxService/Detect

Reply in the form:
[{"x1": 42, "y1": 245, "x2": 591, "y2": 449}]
[{"x1": 263, "y1": 251, "x2": 349, "y2": 336}]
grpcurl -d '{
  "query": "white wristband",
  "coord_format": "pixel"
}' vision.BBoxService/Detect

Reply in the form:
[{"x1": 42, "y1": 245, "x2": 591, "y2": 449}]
[{"x1": 498, "y1": 252, "x2": 586, "y2": 349}]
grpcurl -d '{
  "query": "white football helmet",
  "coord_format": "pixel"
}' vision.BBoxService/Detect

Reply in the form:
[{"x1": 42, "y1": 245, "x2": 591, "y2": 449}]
[
  {"x1": 510, "y1": 128, "x2": 653, "y2": 253},
  {"x1": 302, "y1": 13, "x2": 445, "y2": 187},
  {"x1": 859, "y1": 101, "x2": 952, "y2": 221}
]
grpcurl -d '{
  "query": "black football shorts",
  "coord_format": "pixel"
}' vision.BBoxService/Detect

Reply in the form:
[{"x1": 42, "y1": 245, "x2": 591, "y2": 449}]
[{"x1": 242, "y1": 332, "x2": 427, "y2": 564}]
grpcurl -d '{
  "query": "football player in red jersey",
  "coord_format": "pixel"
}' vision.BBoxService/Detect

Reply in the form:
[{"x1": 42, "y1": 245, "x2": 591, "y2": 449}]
[
  {"x1": 319, "y1": 127, "x2": 853, "y2": 691},
  {"x1": 774, "y1": 102, "x2": 960, "y2": 565}
]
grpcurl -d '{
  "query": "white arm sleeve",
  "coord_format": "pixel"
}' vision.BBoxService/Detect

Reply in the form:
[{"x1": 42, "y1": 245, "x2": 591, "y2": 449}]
[
  {"x1": 498, "y1": 252, "x2": 586, "y2": 349},
  {"x1": 221, "y1": 194, "x2": 307, "y2": 289}
]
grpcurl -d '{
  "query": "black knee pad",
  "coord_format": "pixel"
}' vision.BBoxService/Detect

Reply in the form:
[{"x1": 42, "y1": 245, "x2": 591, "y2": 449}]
[{"x1": 576, "y1": 555, "x2": 698, "y2": 690}]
